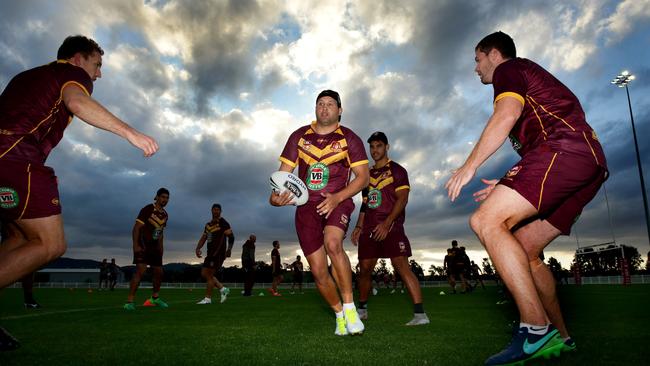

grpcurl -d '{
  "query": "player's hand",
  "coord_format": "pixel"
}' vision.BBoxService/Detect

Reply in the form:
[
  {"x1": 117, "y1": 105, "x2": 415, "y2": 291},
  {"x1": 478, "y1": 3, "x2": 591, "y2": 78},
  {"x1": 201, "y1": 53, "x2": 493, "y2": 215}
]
[
  {"x1": 126, "y1": 129, "x2": 159, "y2": 157},
  {"x1": 372, "y1": 220, "x2": 393, "y2": 241},
  {"x1": 317, "y1": 192, "x2": 342, "y2": 218},
  {"x1": 195, "y1": 248, "x2": 202, "y2": 258},
  {"x1": 226, "y1": 249, "x2": 232, "y2": 258},
  {"x1": 472, "y1": 178, "x2": 499, "y2": 202},
  {"x1": 269, "y1": 190, "x2": 294, "y2": 207},
  {"x1": 351, "y1": 226, "x2": 362, "y2": 246},
  {"x1": 445, "y1": 164, "x2": 477, "y2": 202}
]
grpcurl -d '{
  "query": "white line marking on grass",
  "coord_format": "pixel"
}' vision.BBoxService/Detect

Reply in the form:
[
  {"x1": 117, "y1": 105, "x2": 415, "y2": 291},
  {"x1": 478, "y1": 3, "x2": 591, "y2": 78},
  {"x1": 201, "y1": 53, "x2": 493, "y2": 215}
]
[{"x1": 2, "y1": 299, "x2": 199, "y2": 320}]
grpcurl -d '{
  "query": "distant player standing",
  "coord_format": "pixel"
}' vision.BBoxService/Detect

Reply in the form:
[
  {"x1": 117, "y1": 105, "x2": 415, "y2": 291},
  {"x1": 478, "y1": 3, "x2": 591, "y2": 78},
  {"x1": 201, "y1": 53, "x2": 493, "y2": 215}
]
[
  {"x1": 270, "y1": 240, "x2": 283, "y2": 296},
  {"x1": 0, "y1": 35, "x2": 158, "y2": 349},
  {"x1": 241, "y1": 234, "x2": 257, "y2": 297},
  {"x1": 108, "y1": 258, "x2": 120, "y2": 291},
  {"x1": 98, "y1": 258, "x2": 109, "y2": 290},
  {"x1": 270, "y1": 90, "x2": 369, "y2": 336},
  {"x1": 290, "y1": 255, "x2": 304, "y2": 294},
  {"x1": 443, "y1": 249, "x2": 457, "y2": 294},
  {"x1": 445, "y1": 31, "x2": 607, "y2": 364},
  {"x1": 124, "y1": 188, "x2": 170, "y2": 310},
  {"x1": 351, "y1": 131, "x2": 429, "y2": 326},
  {"x1": 195, "y1": 204, "x2": 234, "y2": 304}
]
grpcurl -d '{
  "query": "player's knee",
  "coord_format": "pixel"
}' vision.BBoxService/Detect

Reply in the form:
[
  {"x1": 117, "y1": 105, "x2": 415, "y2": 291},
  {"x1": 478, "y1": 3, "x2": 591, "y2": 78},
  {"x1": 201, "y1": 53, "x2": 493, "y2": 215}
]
[
  {"x1": 45, "y1": 238, "x2": 66, "y2": 262},
  {"x1": 324, "y1": 240, "x2": 343, "y2": 257}
]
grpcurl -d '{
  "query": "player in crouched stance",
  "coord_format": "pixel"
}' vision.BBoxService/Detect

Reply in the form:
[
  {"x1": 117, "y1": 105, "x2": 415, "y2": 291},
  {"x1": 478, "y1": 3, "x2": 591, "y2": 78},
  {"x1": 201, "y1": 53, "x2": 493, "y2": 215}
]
[
  {"x1": 270, "y1": 90, "x2": 369, "y2": 336},
  {"x1": 195, "y1": 204, "x2": 234, "y2": 304},
  {"x1": 351, "y1": 132, "x2": 429, "y2": 326},
  {"x1": 445, "y1": 32, "x2": 607, "y2": 365}
]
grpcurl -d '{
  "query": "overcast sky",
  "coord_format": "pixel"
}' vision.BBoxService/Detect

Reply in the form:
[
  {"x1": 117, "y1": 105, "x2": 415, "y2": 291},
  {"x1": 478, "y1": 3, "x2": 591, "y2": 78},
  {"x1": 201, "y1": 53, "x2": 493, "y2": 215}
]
[{"x1": 1, "y1": 0, "x2": 649, "y2": 271}]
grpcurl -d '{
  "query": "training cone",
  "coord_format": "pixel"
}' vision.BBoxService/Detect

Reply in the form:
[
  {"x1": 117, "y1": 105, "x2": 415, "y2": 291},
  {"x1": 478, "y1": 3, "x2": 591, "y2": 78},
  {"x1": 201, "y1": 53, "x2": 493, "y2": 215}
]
[
  {"x1": 259, "y1": 292, "x2": 265, "y2": 296},
  {"x1": 439, "y1": 291, "x2": 446, "y2": 295}
]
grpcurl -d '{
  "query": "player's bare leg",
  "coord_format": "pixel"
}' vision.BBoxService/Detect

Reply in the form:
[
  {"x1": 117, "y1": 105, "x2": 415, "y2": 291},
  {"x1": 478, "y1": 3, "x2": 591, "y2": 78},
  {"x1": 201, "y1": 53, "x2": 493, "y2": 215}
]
[
  {"x1": 391, "y1": 256, "x2": 422, "y2": 304},
  {"x1": 323, "y1": 226, "x2": 353, "y2": 303},
  {"x1": 127, "y1": 264, "x2": 147, "y2": 302},
  {"x1": 515, "y1": 220, "x2": 569, "y2": 338},
  {"x1": 469, "y1": 185, "x2": 548, "y2": 326},
  {"x1": 358, "y1": 258, "x2": 378, "y2": 303},
  {"x1": 0, "y1": 216, "x2": 66, "y2": 288},
  {"x1": 306, "y1": 247, "x2": 342, "y2": 312},
  {"x1": 152, "y1": 266, "x2": 163, "y2": 298}
]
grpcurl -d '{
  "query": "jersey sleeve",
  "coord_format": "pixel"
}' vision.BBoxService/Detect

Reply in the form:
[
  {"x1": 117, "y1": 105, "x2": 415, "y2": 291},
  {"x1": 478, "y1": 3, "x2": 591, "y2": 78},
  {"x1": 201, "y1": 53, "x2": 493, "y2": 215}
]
[
  {"x1": 221, "y1": 218, "x2": 231, "y2": 232},
  {"x1": 59, "y1": 63, "x2": 94, "y2": 97},
  {"x1": 135, "y1": 205, "x2": 151, "y2": 225},
  {"x1": 345, "y1": 130, "x2": 369, "y2": 168},
  {"x1": 492, "y1": 60, "x2": 526, "y2": 107},
  {"x1": 279, "y1": 128, "x2": 303, "y2": 168},
  {"x1": 392, "y1": 164, "x2": 410, "y2": 192}
]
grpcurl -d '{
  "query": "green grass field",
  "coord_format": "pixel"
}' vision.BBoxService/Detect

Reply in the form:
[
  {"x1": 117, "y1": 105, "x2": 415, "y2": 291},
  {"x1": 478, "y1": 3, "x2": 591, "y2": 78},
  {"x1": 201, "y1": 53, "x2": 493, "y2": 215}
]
[{"x1": 1, "y1": 285, "x2": 648, "y2": 365}]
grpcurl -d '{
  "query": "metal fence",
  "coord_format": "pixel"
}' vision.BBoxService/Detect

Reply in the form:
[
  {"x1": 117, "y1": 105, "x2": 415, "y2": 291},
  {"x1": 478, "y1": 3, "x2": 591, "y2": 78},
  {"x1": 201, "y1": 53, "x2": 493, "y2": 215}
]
[{"x1": 8, "y1": 275, "x2": 650, "y2": 289}]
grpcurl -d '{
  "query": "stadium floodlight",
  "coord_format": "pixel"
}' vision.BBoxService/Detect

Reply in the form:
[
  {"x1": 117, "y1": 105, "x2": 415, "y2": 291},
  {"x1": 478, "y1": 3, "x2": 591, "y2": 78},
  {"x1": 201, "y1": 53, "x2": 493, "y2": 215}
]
[{"x1": 611, "y1": 70, "x2": 650, "y2": 248}]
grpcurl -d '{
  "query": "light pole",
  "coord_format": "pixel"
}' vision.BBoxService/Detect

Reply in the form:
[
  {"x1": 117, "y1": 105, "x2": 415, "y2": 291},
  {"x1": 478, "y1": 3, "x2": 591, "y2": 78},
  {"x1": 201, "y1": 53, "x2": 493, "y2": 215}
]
[{"x1": 611, "y1": 70, "x2": 650, "y2": 247}]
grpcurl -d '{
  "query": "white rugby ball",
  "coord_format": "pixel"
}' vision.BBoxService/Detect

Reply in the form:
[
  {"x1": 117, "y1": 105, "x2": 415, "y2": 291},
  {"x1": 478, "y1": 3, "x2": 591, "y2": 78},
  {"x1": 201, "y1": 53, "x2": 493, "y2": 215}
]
[{"x1": 269, "y1": 171, "x2": 309, "y2": 206}]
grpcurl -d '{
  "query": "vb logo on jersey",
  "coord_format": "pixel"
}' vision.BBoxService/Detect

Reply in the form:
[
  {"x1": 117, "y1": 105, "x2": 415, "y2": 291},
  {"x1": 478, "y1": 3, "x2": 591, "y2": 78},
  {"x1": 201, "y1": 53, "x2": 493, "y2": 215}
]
[
  {"x1": 367, "y1": 189, "x2": 382, "y2": 209},
  {"x1": 508, "y1": 134, "x2": 522, "y2": 151},
  {"x1": 0, "y1": 187, "x2": 19, "y2": 209},
  {"x1": 307, "y1": 162, "x2": 329, "y2": 190}
]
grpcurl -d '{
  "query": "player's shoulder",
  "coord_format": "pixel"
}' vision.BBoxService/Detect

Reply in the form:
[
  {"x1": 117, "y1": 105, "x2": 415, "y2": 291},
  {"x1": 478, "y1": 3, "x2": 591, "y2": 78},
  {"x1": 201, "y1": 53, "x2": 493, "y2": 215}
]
[
  {"x1": 219, "y1": 217, "x2": 230, "y2": 226},
  {"x1": 338, "y1": 124, "x2": 361, "y2": 138},
  {"x1": 388, "y1": 160, "x2": 407, "y2": 173}
]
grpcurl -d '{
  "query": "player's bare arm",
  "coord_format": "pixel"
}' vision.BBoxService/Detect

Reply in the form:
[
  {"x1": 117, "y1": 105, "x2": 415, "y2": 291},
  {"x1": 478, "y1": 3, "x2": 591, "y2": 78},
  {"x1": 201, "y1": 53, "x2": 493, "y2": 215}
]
[
  {"x1": 132, "y1": 221, "x2": 144, "y2": 254},
  {"x1": 472, "y1": 178, "x2": 500, "y2": 202},
  {"x1": 317, "y1": 163, "x2": 369, "y2": 218},
  {"x1": 372, "y1": 188, "x2": 408, "y2": 241},
  {"x1": 195, "y1": 234, "x2": 207, "y2": 258},
  {"x1": 62, "y1": 84, "x2": 159, "y2": 157},
  {"x1": 445, "y1": 97, "x2": 523, "y2": 201},
  {"x1": 269, "y1": 162, "x2": 296, "y2": 206}
]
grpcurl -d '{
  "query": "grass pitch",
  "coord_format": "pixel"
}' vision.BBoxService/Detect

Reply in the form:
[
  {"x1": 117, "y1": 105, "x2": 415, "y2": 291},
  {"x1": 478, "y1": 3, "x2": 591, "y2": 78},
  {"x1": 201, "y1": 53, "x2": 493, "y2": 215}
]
[{"x1": 1, "y1": 285, "x2": 648, "y2": 365}]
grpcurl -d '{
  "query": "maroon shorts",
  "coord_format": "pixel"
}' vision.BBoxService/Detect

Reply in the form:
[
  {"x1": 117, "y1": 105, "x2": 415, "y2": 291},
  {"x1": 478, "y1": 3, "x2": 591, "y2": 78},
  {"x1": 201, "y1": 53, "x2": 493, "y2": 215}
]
[
  {"x1": 0, "y1": 160, "x2": 61, "y2": 221},
  {"x1": 295, "y1": 198, "x2": 354, "y2": 256},
  {"x1": 499, "y1": 149, "x2": 608, "y2": 235},
  {"x1": 133, "y1": 241, "x2": 163, "y2": 267},
  {"x1": 358, "y1": 223, "x2": 411, "y2": 260},
  {"x1": 203, "y1": 249, "x2": 226, "y2": 270}
]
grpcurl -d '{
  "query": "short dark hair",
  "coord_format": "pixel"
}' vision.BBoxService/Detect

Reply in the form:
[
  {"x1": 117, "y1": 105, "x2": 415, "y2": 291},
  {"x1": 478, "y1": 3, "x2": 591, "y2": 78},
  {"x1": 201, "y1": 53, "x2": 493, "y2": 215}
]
[
  {"x1": 273, "y1": 240, "x2": 279, "y2": 247},
  {"x1": 212, "y1": 203, "x2": 222, "y2": 210},
  {"x1": 367, "y1": 131, "x2": 388, "y2": 145},
  {"x1": 57, "y1": 35, "x2": 104, "y2": 60},
  {"x1": 316, "y1": 90, "x2": 341, "y2": 107},
  {"x1": 156, "y1": 188, "x2": 170, "y2": 197},
  {"x1": 451, "y1": 240, "x2": 458, "y2": 246},
  {"x1": 475, "y1": 31, "x2": 516, "y2": 59}
]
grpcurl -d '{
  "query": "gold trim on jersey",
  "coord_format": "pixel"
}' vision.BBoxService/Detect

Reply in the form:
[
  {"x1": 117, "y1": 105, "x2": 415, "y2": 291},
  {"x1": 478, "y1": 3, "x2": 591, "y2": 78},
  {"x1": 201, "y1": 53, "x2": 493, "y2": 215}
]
[
  {"x1": 148, "y1": 214, "x2": 166, "y2": 227},
  {"x1": 582, "y1": 131, "x2": 600, "y2": 165},
  {"x1": 279, "y1": 156, "x2": 297, "y2": 168},
  {"x1": 350, "y1": 159, "x2": 369, "y2": 168},
  {"x1": 526, "y1": 95, "x2": 576, "y2": 132},
  {"x1": 538, "y1": 153, "x2": 558, "y2": 210},
  {"x1": 18, "y1": 163, "x2": 32, "y2": 220},
  {"x1": 370, "y1": 176, "x2": 394, "y2": 191},
  {"x1": 395, "y1": 185, "x2": 410, "y2": 192},
  {"x1": 0, "y1": 79, "x2": 88, "y2": 160},
  {"x1": 495, "y1": 92, "x2": 525, "y2": 106}
]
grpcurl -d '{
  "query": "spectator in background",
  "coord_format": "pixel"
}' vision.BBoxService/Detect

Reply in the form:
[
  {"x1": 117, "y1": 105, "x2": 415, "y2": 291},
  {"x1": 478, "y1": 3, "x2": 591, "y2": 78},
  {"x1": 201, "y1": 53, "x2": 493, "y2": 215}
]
[{"x1": 241, "y1": 235, "x2": 256, "y2": 297}]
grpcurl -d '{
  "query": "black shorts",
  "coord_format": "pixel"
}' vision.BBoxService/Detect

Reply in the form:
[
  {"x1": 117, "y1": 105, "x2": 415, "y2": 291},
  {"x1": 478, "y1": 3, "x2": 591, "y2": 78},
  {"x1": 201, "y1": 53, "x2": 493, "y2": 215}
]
[
  {"x1": 293, "y1": 272, "x2": 303, "y2": 283},
  {"x1": 202, "y1": 255, "x2": 226, "y2": 270},
  {"x1": 133, "y1": 241, "x2": 162, "y2": 267}
]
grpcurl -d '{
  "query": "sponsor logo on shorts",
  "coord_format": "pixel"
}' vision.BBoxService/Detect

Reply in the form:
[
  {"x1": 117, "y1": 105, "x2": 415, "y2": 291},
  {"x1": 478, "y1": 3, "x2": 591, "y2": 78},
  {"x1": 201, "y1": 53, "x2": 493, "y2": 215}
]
[
  {"x1": 0, "y1": 187, "x2": 19, "y2": 209},
  {"x1": 399, "y1": 242, "x2": 406, "y2": 252},
  {"x1": 505, "y1": 165, "x2": 522, "y2": 180},
  {"x1": 307, "y1": 162, "x2": 329, "y2": 190},
  {"x1": 367, "y1": 189, "x2": 382, "y2": 209},
  {"x1": 51, "y1": 198, "x2": 60, "y2": 206},
  {"x1": 340, "y1": 214, "x2": 349, "y2": 226},
  {"x1": 591, "y1": 130, "x2": 599, "y2": 141}
]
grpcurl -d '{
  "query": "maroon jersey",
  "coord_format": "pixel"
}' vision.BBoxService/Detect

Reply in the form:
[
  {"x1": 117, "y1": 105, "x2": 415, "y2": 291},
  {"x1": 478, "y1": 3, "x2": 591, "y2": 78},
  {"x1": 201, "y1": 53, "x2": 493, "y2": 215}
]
[
  {"x1": 493, "y1": 58, "x2": 606, "y2": 167},
  {"x1": 361, "y1": 160, "x2": 409, "y2": 228},
  {"x1": 203, "y1": 217, "x2": 231, "y2": 257},
  {"x1": 280, "y1": 122, "x2": 368, "y2": 203},
  {"x1": 271, "y1": 248, "x2": 281, "y2": 272},
  {"x1": 0, "y1": 60, "x2": 93, "y2": 164},
  {"x1": 136, "y1": 204, "x2": 168, "y2": 244}
]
